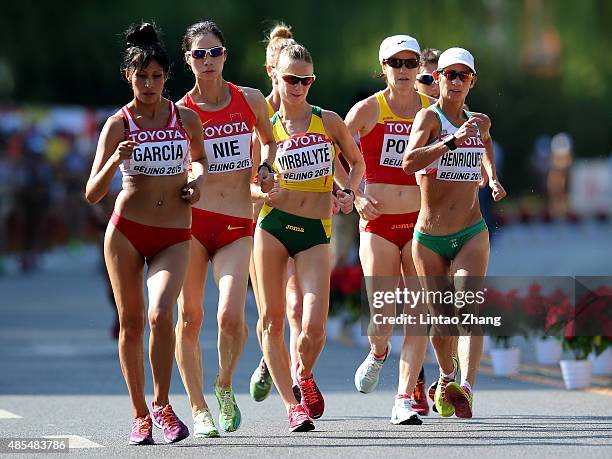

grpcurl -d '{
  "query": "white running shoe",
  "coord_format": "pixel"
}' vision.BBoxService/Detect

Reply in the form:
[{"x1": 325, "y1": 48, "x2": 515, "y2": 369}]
[
  {"x1": 354, "y1": 342, "x2": 391, "y2": 394},
  {"x1": 193, "y1": 409, "x2": 219, "y2": 438},
  {"x1": 390, "y1": 397, "x2": 423, "y2": 425}
]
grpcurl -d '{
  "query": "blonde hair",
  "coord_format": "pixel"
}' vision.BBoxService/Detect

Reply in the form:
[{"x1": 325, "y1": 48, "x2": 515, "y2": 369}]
[{"x1": 265, "y1": 23, "x2": 295, "y2": 68}]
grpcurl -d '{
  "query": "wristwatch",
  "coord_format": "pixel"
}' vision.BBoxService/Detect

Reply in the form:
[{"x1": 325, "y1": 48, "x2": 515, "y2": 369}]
[
  {"x1": 342, "y1": 189, "x2": 355, "y2": 200},
  {"x1": 442, "y1": 135, "x2": 457, "y2": 151}
]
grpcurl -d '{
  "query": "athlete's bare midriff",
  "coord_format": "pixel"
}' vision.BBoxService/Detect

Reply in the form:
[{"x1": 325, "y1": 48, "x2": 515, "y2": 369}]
[
  {"x1": 364, "y1": 182, "x2": 420, "y2": 214},
  {"x1": 114, "y1": 173, "x2": 191, "y2": 227},
  {"x1": 193, "y1": 168, "x2": 253, "y2": 218},
  {"x1": 271, "y1": 188, "x2": 332, "y2": 220},
  {"x1": 417, "y1": 176, "x2": 482, "y2": 235}
]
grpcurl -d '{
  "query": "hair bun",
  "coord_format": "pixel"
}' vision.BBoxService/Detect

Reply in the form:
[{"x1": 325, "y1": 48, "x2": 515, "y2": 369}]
[
  {"x1": 269, "y1": 24, "x2": 293, "y2": 41},
  {"x1": 126, "y1": 22, "x2": 160, "y2": 47}
]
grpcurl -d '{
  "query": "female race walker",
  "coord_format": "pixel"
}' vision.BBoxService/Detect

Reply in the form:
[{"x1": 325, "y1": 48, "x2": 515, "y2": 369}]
[
  {"x1": 174, "y1": 20, "x2": 276, "y2": 436},
  {"x1": 85, "y1": 23, "x2": 204, "y2": 445},
  {"x1": 345, "y1": 35, "x2": 432, "y2": 424},
  {"x1": 254, "y1": 43, "x2": 365, "y2": 432},
  {"x1": 250, "y1": 24, "x2": 348, "y2": 403},
  {"x1": 403, "y1": 47, "x2": 506, "y2": 419},
  {"x1": 249, "y1": 23, "x2": 301, "y2": 403},
  {"x1": 415, "y1": 48, "x2": 441, "y2": 99}
]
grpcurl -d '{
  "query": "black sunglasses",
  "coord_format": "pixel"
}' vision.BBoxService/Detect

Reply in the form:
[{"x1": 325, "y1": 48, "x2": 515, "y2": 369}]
[
  {"x1": 439, "y1": 69, "x2": 475, "y2": 82},
  {"x1": 281, "y1": 73, "x2": 316, "y2": 86},
  {"x1": 189, "y1": 46, "x2": 225, "y2": 59},
  {"x1": 416, "y1": 73, "x2": 435, "y2": 85},
  {"x1": 383, "y1": 58, "x2": 419, "y2": 69}
]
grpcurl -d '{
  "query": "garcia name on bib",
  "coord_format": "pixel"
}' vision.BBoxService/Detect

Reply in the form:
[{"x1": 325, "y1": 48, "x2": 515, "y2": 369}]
[
  {"x1": 203, "y1": 121, "x2": 252, "y2": 173},
  {"x1": 127, "y1": 128, "x2": 189, "y2": 176},
  {"x1": 275, "y1": 132, "x2": 333, "y2": 181}
]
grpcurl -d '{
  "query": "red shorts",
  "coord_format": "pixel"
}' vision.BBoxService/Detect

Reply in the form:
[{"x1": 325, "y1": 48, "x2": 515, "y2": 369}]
[
  {"x1": 191, "y1": 208, "x2": 254, "y2": 256},
  {"x1": 110, "y1": 212, "x2": 191, "y2": 261},
  {"x1": 359, "y1": 211, "x2": 419, "y2": 249}
]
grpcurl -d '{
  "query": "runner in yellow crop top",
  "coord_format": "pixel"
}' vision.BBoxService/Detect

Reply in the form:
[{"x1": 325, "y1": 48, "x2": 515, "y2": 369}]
[
  {"x1": 253, "y1": 42, "x2": 365, "y2": 432},
  {"x1": 270, "y1": 106, "x2": 335, "y2": 193}
]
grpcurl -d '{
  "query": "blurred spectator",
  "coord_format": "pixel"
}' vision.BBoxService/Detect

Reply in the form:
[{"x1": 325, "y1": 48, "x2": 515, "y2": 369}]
[
  {"x1": 531, "y1": 134, "x2": 551, "y2": 196},
  {"x1": 547, "y1": 132, "x2": 573, "y2": 219},
  {"x1": 0, "y1": 105, "x2": 114, "y2": 273}
]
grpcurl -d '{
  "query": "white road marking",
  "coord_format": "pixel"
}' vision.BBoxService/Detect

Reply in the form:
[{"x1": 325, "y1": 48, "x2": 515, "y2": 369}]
[
  {"x1": 43, "y1": 435, "x2": 104, "y2": 449},
  {"x1": 0, "y1": 409, "x2": 22, "y2": 419}
]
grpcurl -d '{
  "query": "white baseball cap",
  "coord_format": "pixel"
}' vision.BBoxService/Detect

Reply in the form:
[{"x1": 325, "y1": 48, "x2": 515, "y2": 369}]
[
  {"x1": 379, "y1": 35, "x2": 421, "y2": 63},
  {"x1": 437, "y1": 47, "x2": 476, "y2": 73}
]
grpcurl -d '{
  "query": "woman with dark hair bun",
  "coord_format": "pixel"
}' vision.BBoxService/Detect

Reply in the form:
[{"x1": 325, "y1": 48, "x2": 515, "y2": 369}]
[
  {"x1": 85, "y1": 22, "x2": 204, "y2": 446},
  {"x1": 174, "y1": 19, "x2": 276, "y2": 437}
]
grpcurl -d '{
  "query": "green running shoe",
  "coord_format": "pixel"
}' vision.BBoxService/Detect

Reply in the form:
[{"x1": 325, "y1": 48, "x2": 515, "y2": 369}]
[
  {"x1": 250, "y1": 358, "x2": 272, "y2": 402},
  {"x1": 214, "y1": 378, "x2": 242, "y2": 432},
  {"x1": 434, "y1": 357, "x2": 458, "y2": 417}
]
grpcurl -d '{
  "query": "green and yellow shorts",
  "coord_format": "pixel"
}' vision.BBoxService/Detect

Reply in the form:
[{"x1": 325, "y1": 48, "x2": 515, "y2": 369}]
[
  {"x1": 257, "y1": 204, "x2": 331, "y2": 258},
  {"x1": 414, "y1": 219, "x2": 488, "y2": 261}
]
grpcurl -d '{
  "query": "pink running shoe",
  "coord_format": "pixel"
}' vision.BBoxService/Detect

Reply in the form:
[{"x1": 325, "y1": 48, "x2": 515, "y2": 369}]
[
  {"x1": 129, "y1": 414, "x2": 154, "y2": 445},
  {"x1": 151, "y1": 404, "x2": 189, "y2": 444},
  {"x1": 410, "y1": 378, "x2": 430, "y2": 416},
  {"x1": 288, "y1": 404, "x2": 315, "y2": 432},
  {"x1": 445, "y1": 383, "x2": 473, "y2": 418},
  {"x1": 295, "y1": 363, "x2": 325, "y2": 419}
]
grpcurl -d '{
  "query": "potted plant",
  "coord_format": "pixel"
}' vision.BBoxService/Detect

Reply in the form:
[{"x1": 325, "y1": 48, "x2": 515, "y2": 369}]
[
  {"x1": 486, "y1": 288, "x2": 522, "y2": 377},
  {"x1": 559, "y1": 323, "x2": 593, "y2": 390},
  {"x1": 530, "y1": 286, "x2": 572, "y2": 365},
  {"x1": 589, "y1": 336, "x2": 612, "y2": 376}
]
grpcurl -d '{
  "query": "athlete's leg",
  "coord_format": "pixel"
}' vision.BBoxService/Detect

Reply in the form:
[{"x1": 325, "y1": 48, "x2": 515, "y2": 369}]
[
  {"x1": 254, "y1": 228, "x2": 296, "y2": 409},
  {"x1": 249, "y1": 251, "x2": 263, "y2": 348},
  {"x1": 212, "y1": 237, "x2": 252, "y2": 387},
  {"x1": 397, "y1": 243, "x2": 428, "y2": 396},
  {"x1": 293, "y1": 245, "x2": 330, "y2": 377},
  {"x1": 146, "y1": 240, "x2": 190, "y2": 408},
  {"x1": 451, "y1": 230, "x2": 490, "y2": 387},
  {"x1": 359, "y1": 232, "x2": 401, "y2": 355},
  {"x1": 104, "y1": 226, "x2": 147, "y2": 418},
  {"x1": 411, "y1": 239, "x2": 455, "y2": 375},
  {"x1": 175, "y1": 238, "x2": 210, "y2": 413},
  {"x1": 286, "y1": 258, "x2": 303, "y2": 378}
]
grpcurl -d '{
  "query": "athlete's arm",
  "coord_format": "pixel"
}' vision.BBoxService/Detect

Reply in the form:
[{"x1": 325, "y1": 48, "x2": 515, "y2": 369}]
[
  {"x1": 403, "y1": 109, "x2": 478, "y2": 174},
  {"x1": 243, "y1": 87, "x2": 277, "y2": 193},
  {"x1": 482, "y1": 135, "x2": 507, "y2": 202},
  {"x1": 179, "y1": 107, "x2": 205, "y2": 204},
  {"x1": 85, "y1": 115, "x2": 134, "y2": 204},
  {"x1": 343, "y1": 97, "x2": 383, "y2": 220},
  {"x1": 344, "y1": 97, "x2": 378, "y2": 138},
  {"x1": 323, "y1": 110, "x2": 365, "y2": 193}
]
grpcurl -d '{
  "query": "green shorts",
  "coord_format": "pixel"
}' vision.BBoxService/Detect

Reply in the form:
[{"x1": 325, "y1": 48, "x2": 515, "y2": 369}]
[
  {"x1": 257, "y1": 204, "x2": 331, "y2": 258},
  {"x1": 414, "y1": 219, "x2": 488, "y2": 261}
]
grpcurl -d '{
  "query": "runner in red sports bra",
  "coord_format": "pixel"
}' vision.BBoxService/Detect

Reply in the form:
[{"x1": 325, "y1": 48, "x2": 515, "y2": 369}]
[
  {"x1": 174, "y1": 20, "x2": 276, "y2": 437},
  {"x1": 85, "y1": 22, "x2": 204, "y2": 446},
  {"x1": 344, "y1": 35, "x2": 433, "y2": 425}
]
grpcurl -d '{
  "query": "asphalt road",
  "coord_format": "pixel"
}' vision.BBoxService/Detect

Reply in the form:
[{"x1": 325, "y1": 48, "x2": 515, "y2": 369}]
[{"x1": 0, "y1": 247, "x2": 611, "y2": 458}]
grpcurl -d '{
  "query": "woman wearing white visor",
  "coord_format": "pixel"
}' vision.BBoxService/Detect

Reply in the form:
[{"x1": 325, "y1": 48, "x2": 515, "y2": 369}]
[{"x1": 403, "y1": 47, "x2": 506, "y2": 418}]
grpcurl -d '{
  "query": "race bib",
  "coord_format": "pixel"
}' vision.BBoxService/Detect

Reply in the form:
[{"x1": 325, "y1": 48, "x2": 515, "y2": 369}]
[
  {"x1": 380, "y1": 121, "x2": 412, "y2": 168},
  {"x1": 436, "y1": 136, "x2": 484, "y2": 182},
  {"x1": 203, "y1": 122, "x2": 252, "y2": 173},
  {"x1": 126, "y1": 128, "x2": 188, "y2": 176},
  {"x1": 276, "y1": 133, "x2": 333, "y2": 181}
]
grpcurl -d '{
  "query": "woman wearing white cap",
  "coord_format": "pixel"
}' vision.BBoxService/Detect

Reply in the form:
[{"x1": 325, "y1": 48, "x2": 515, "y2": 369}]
[
  {"x1": 345, "y1": 35, "x2": 433, "y2": 425},
  {"x1": 403, "y1": 47, "x2": 506, "y2": 418}
]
